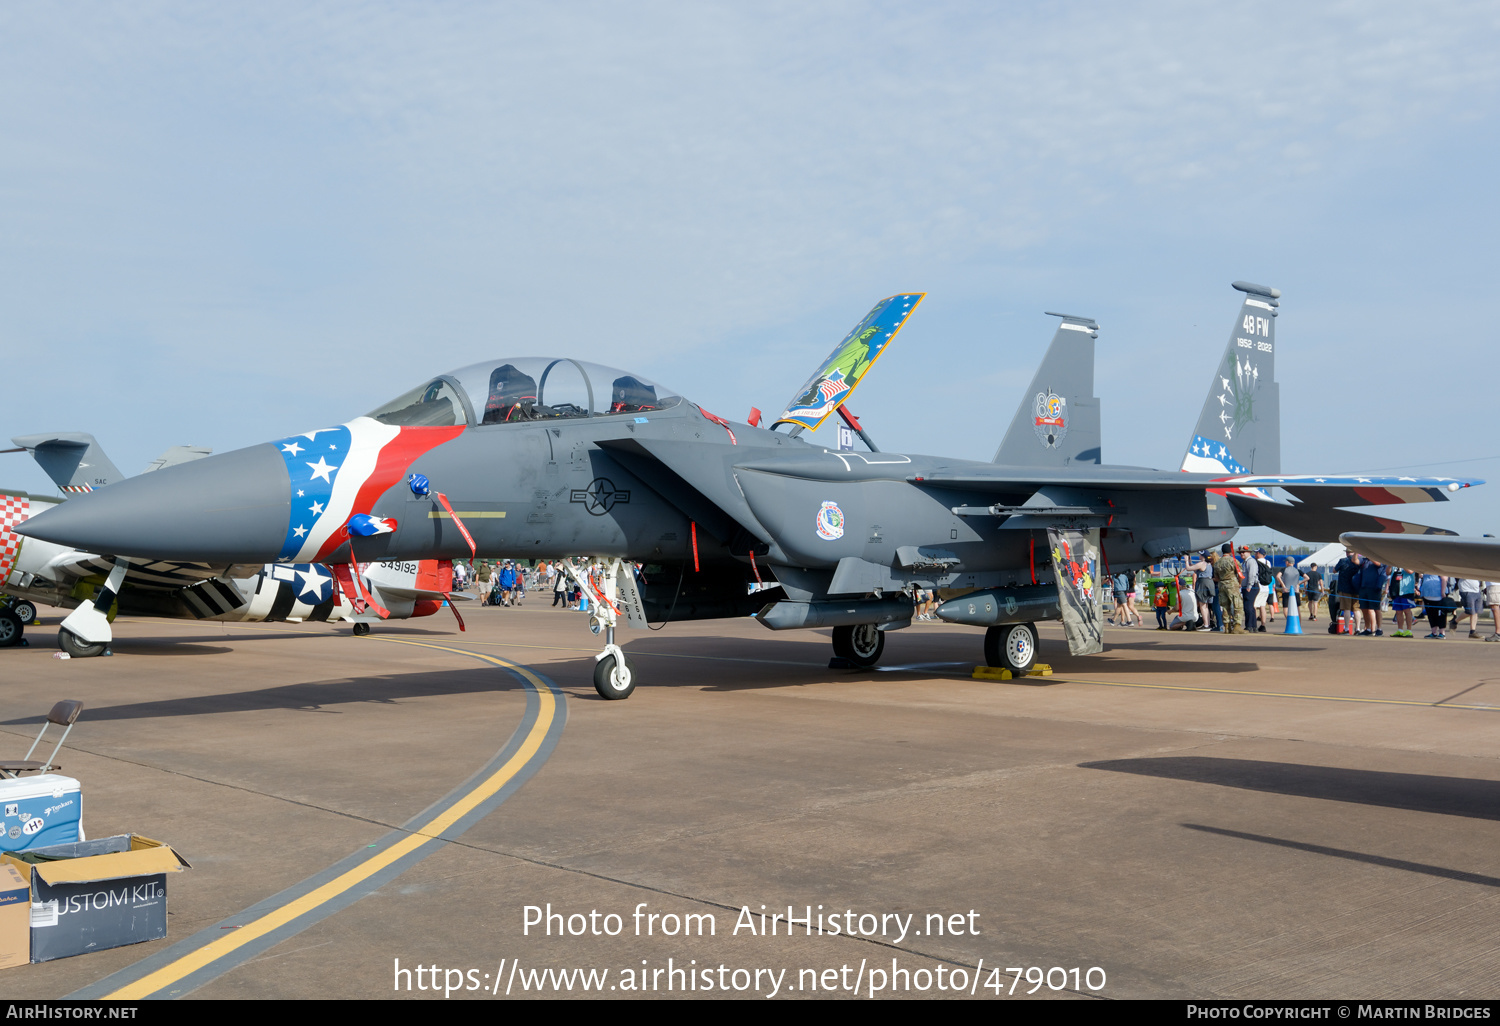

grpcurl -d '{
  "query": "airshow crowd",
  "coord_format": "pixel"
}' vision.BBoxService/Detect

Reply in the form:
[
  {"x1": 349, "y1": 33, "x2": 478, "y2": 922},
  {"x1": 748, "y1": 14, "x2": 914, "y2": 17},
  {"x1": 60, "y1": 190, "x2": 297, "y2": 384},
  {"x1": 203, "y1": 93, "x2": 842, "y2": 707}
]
[
  {"x1": 1110, "y1": 545, "x2": 1500, "y2": 641},
  {"x1": 452, "y1": 549, "x2": 1500, "y2": 642},
  {"x1": 455, "y1": 558, "x2": 609, "y2": 611}
]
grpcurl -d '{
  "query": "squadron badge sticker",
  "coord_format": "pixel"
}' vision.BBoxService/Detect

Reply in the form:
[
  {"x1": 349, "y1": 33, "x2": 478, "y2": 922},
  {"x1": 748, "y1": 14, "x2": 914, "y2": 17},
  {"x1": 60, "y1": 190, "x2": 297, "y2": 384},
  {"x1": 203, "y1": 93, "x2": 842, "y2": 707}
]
[
  {"x1": 1034, "y1": 390, "x2": 1067, "y2": 449},
  {"x1": 815, "y1": 501, "x2": 845, "y2": 541}
]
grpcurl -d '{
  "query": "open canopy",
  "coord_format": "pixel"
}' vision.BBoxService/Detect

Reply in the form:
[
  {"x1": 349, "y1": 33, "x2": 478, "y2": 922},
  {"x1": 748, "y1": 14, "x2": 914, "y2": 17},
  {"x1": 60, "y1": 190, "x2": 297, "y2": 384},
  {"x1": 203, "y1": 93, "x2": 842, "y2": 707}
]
[{"x1": 366, "y1": 358, "x2": 683, "y2": 428}]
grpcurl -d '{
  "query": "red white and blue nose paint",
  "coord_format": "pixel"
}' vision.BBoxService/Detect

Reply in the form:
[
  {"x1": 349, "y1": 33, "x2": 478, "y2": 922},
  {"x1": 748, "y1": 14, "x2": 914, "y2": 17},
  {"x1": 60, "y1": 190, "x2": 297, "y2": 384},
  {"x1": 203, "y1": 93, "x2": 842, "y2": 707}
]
[{"x1": 273, "y1": 418, "x2": 462, "y2": 563}]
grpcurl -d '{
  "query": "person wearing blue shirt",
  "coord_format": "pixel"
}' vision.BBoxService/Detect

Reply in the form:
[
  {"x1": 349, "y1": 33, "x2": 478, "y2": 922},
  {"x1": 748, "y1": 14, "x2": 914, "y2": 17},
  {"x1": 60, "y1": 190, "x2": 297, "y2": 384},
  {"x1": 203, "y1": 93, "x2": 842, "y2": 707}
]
[
  {"x1": 1419, "y1": 573, "x2": 1449, "y2": 638},
  {"x1": 1356, "y1": 557, "x2": 1388, "y2": 635},
  {"x1": 1388, "y1": 567, "x2": 1417, "y2": 638},
  {"x1": 1335, "y1": 553, "x2": 1362, "y2": 636}
]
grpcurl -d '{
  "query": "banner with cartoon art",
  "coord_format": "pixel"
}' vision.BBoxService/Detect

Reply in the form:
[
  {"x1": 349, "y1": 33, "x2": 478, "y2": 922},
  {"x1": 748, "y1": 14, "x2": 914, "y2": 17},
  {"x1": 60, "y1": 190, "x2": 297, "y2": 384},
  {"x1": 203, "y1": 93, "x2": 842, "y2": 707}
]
[
  {"x1": 1047, "y1": 526, "x2": 1104, "y2": 656},
  {"x1": 775, "y1": 293, "x2": 925, "y2": 430}
]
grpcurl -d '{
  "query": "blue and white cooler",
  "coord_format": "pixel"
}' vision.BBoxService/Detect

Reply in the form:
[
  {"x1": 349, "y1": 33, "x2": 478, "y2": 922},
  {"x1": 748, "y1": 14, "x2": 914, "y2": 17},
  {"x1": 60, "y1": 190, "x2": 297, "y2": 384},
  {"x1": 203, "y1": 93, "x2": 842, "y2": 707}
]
[{"x1": 0, "y1": 775, "x2": 82, "y2": 852}]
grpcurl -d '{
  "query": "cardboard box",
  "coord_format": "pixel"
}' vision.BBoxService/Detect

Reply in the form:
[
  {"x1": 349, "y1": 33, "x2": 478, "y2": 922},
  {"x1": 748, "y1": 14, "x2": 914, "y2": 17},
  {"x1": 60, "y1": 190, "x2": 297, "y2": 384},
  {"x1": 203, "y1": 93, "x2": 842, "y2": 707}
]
[
  {"x1": 0, "y1": 864, "x2": 29, "y2": 969},
  {"x1": 0, "y1": 775, "x2": 82, "y2": 852},
  {"x1": 3, "y1": 834, "x2": 190, "y2": 962}
]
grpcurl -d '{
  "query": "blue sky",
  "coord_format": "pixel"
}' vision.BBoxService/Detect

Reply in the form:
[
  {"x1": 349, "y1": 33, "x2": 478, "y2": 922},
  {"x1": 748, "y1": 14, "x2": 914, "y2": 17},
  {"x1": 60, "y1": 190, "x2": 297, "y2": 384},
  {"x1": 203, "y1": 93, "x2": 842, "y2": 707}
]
[{"x1": 3, "y1": 2, "x2": 1497, "y2": 536}]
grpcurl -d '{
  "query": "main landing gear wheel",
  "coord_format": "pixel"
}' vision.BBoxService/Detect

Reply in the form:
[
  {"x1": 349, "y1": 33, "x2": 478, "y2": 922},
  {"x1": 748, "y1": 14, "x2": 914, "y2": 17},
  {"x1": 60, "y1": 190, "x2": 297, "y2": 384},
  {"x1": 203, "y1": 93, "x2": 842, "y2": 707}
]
[
  {"x1": 352, "y1": 623, "x2": 371, "y2": 637},
  {"x1": 58, "y1": 628, "x2": 106, "y2": 658},
  {"x1": 0, "y1": 610, "x2": 23, "y2": 648},
  {"x1": 832, "y1": 623, "x2": 884, "y2": 668},
  {"x1": 594, "y1": 652, "x2": 636, "y2": 700},
  {"x1": 10, "y1": 601, "x2": 36, "y2": 625},
  {"x1": 985, "y1": 622, "x2": 1037, "y2": 674}
]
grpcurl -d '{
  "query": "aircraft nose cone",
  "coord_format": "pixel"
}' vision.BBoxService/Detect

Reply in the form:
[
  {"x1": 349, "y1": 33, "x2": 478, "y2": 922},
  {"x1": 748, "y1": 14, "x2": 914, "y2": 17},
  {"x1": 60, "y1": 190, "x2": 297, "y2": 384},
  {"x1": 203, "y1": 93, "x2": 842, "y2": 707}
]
[{"x1": 16, "y1": 443, "x2": 290, "y2": 563}]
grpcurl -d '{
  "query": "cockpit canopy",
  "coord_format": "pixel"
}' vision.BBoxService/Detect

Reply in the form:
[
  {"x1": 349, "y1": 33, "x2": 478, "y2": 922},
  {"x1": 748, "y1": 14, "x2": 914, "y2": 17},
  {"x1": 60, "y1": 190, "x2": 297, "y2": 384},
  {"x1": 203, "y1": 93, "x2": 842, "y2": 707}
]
[{"x1": 366, "y1": 358, "x2": 684, "y2": 428}]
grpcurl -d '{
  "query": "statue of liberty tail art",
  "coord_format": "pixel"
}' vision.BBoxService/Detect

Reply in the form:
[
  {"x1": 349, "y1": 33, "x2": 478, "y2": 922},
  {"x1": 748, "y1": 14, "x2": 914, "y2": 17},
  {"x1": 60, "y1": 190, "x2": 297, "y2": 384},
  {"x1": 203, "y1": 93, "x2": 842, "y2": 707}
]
[{"x1": 775, "y1": 293, "x2": 926, "y2": 431}]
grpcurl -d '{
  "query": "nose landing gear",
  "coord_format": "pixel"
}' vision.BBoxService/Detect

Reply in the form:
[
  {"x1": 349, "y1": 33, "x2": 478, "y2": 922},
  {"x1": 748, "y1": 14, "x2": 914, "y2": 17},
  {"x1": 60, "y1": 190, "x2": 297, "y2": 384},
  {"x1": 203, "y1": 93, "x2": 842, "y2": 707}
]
[{"x1": 562, "y1": 557, "x2": 645, "y2": 700}]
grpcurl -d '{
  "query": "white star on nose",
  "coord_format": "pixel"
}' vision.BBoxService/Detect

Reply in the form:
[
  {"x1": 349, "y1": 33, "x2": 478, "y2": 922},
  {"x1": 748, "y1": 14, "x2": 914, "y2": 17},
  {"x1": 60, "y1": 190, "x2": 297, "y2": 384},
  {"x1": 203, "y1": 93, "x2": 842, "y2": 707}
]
[
  {"x1": 282, "y1": 442, "x2": 303, "y2": 456},
  {"x1": 309, "y1": 501, "x2": 325, "y2": 515},
  {"x1": 293, "y1": 524, "x2": 308, "y2": 538},
  {"x1": 306, "y1": 457, "x2": 338, "y2": 482}
]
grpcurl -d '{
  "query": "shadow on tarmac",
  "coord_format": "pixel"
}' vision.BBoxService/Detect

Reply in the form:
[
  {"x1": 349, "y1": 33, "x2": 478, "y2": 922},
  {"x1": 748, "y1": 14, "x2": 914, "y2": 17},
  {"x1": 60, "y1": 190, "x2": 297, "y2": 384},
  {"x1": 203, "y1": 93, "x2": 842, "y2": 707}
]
[
  {"x1": 1083, "y1": 756, "x2": 1500, "y2": 821},
  {"x1": 1040, "y1": 640, "x2": 1260, "y2": 675},
  {"x1": 1183, "y1": 823, "x2": 1500, "y2": 889},
  {"x1": 0, "y1": 667, "x2": 527, "y2": 723}
]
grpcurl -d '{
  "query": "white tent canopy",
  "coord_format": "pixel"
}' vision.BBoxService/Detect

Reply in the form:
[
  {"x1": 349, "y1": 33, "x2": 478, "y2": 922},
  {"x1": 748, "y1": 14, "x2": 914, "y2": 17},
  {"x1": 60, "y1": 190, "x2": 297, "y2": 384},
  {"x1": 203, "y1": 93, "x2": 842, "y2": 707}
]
[{"x1": 1297, "y1": 542, "x2": 1345, "y2": 569}]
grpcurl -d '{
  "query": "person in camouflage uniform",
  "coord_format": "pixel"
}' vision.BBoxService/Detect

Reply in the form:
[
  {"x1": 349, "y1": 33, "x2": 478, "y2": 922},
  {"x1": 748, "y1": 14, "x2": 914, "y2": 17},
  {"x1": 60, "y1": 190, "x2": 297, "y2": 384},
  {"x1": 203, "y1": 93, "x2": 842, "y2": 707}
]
[{"x1": 1214, "y1": 542, "x2": 1247, "y2": 634}]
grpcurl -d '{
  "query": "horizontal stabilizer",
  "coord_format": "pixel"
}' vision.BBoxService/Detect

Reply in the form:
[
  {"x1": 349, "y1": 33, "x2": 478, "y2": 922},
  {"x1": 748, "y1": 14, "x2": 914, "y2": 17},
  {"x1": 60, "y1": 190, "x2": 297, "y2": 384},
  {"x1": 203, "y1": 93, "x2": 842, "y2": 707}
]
[
  {"x1": 993, "y1": 313, "x2": 1102, "y2": 467},
  {"x1": 9, "y1": 432, "x2": 123, "y2": 493},
  {"x1": 1340, "y1": 533, "x2": 1500, "y2": 578}
]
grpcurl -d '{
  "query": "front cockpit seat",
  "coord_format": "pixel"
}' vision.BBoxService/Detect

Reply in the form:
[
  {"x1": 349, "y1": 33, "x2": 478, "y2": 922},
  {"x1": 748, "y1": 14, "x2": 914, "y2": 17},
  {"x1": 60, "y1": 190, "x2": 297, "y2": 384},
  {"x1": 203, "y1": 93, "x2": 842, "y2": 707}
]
[{"x1": 610, "y1": 375, "x2": 659, "y2": 414}]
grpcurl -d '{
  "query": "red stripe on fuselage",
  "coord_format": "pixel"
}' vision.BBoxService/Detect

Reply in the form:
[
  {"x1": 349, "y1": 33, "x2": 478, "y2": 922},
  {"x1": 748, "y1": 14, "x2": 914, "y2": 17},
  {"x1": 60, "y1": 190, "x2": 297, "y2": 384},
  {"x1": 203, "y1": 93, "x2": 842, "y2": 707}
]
[{"x1": 313, "y1": 425, "x2": 464, "y2": 562}]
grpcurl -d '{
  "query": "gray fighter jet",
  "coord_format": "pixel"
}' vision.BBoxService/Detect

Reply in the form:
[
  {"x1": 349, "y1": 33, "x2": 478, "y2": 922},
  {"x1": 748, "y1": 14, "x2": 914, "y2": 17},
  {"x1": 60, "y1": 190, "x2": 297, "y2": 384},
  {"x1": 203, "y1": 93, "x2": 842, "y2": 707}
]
[{"x1": 17, "y1": 287, "x2": 1481, "y2": 696}]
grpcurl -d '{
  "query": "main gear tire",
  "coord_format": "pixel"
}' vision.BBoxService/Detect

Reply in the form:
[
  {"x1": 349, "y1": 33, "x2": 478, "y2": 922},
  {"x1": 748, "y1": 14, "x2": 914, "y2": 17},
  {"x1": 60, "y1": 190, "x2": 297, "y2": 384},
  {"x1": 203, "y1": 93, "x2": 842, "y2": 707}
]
[
  {"x1": 10, "y1": 601, "x2": 37, "y2": 624},
  {"x1": 593, "y1": 652, "x2": 636, "y2": 700},
  {"x1": 58, "y1": 628, "x2": 107, "y2": 658},
  {"x1": 984, "y1": 622, "x2": 1037, "y2": 674},
  {"x1": 0, "y1": 610, "x2": 23, "y2": 648},
  {"x1": 832, "y1": 623, "x2": 884, "y2": 668},
  {"x1": 352, "y1": 623, "x2": 371, "y2": 636}
]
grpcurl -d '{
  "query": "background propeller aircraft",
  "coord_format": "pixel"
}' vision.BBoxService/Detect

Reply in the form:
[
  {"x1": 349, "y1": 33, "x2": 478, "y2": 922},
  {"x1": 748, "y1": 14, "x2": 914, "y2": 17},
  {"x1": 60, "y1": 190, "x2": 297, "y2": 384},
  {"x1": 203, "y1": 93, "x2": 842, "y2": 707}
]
[
  {"x1": 0, "y1": 433, "x2": 467, "y2": 654},
  {"x1": 16, "y1": 286, "x2": 1479, "y2": 693}
]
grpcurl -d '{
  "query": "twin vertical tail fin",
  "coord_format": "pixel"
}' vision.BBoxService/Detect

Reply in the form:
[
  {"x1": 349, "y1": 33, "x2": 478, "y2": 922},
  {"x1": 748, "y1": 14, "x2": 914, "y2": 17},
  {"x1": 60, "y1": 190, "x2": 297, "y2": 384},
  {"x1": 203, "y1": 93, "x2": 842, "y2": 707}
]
[
  {"x1": 992, "y1": 313, "x2": 1102, "y2": 466},
  {"x1": 1182, "y1": 282, "x2": 1281, "y2": 476}
]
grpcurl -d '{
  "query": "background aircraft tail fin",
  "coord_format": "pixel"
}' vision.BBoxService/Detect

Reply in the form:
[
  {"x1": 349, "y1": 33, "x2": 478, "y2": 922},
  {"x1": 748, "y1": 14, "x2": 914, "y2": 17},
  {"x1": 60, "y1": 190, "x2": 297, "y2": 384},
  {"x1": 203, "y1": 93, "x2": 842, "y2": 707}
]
[
  {"x1": 9, "y1": 432, "x2": 124, "y2": 493},
  {"x1": 1181, "y1": 281, "x2": 1281, "y2": 475},
  {"x1": 992, "y1": 313, "x2": 1102, "y2": 466}
]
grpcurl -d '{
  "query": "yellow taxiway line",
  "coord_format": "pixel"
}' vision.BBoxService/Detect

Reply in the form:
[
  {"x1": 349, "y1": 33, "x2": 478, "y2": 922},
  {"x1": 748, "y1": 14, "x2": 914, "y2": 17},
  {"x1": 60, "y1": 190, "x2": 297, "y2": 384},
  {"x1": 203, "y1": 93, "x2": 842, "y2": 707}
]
[{"x1": 101, "y1": 639, "x2": 558, "y2": 1000}]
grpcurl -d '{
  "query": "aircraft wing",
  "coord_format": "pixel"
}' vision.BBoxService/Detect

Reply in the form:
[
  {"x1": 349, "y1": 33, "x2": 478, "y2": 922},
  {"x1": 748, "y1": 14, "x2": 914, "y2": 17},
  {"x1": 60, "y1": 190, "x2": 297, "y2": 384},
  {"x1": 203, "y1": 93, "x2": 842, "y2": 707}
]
[
  {"x1": 901, "y1": 468, "x2": 1480, "y2": 497},
  {"x1": 1227, "y1": 495, "x2": 1458, "y2": 542},
  {"x1": 1340, "y1": 533, "x2": 1500, "y2": 578},
  {"x1": 1215, "y1": 475, "x2": 1475, "y2": 506}
]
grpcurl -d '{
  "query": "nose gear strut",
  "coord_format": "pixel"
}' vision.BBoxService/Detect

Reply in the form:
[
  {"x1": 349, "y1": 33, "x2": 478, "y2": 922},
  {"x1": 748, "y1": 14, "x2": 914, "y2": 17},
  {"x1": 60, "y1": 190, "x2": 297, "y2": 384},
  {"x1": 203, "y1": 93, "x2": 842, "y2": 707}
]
[{"x1": 560, "y1": 556, "x2": 645, "y2": 700}]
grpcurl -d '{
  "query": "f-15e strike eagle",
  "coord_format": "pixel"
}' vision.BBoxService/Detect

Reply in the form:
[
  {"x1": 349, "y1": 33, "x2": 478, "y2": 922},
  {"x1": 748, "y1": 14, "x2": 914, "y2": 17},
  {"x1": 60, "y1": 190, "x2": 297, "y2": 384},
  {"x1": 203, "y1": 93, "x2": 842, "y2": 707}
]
[{"x1": 15, "y1": 284, "x2": 1479, "y2": 696}]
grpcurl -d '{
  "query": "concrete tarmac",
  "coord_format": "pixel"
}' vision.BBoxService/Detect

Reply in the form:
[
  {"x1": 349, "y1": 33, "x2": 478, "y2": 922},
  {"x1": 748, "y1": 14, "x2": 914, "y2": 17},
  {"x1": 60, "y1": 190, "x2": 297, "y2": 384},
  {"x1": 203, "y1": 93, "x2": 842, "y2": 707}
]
[{"x1": 1, "y1": 604, "x2": 1498, "y2": 1000}]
